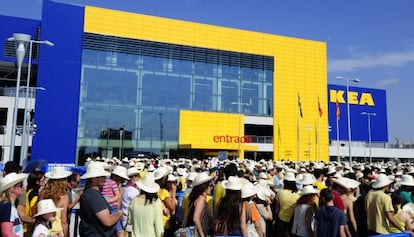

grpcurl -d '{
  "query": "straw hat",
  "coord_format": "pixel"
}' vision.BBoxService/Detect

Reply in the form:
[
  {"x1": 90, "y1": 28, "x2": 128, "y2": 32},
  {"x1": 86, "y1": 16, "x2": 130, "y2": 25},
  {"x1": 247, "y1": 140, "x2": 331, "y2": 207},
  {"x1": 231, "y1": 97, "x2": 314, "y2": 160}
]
[
  {"x1": 397, "y1": 175, "x2": 414, "y2": 187},
  {"x1": 127, "y1": 167, "x2": 140, "y2": 177},
  {"x1": 146, "y1": 164, "x2": 156, "y2": 172},
  {"x1": 403, "y1": 203, "x2": 414, "y2": 217},
  {"x1": 0, "y1": 172, "x2": 28, "y2": 193},
  {"x1": 167, "y1": 174, "x2": 178, "y2": 182},
  {"x1": 333, "y1": 177, "x2": 360, "y2": 190},
  {"x1": 81, "y1": 162, "x2": 110, "y2": 179},
  {"x1": 112, "y1": 166, "x2": 130, "y2": 180},
  {"x1": 372, "y1": 174, "x2": 394, "y2": 189},
  {"x1": 137, "y1": 173, "x2": 160, "y2": 193},
  {"x1": 241, "y1": 182, "x2": 257, "y2": 198},
  {"x1": 192, "y1": 172, "x2": 214, "y2": 187},
  {"x1": 257, "y1": 187, "x2": 272, "y2": 202},
  {"x1": 299, "y1": 173, "x2": 316, "y2": 185},
  {"x1": 154, "y1": 167, "x2": 170, "y2": 180},
  {"x1": 45, "y1": 167, "x2": 71, "y2": 180},
  {"x1": 284, "y1": 172, "x2": 296, "y2": 182},
  {"x1": 258, "y1": 172, "x2": 268, "y2": 180},
  {"x1": 136, "y1": 162, "x2": 145, "y2": 171},
  {"x1": 34, "y1": 199, "x2": 58, "y2": 217},
  {"x1": 300, "y1": 185, "x2": 319, "y2": 196},
  {"x1": 222, "y1": 176, "x2": 242, "y2": 190},
  {"x1": 187, "y1": 172, "x2": 198, "y2": 182}
]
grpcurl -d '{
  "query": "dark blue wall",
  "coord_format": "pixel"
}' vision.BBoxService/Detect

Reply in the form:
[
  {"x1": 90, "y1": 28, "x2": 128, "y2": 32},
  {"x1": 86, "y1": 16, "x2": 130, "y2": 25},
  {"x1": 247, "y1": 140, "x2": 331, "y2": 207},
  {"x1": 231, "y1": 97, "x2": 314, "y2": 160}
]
[
  {"x1": 0, "y1": 16, "x2": 40, "y2": 63},
  {"x1": 32, "y1": 0, "x2": 84, "y2": 163},
  {"x1": 328, "y1": 84, "x2": 388, "y2": 142}
]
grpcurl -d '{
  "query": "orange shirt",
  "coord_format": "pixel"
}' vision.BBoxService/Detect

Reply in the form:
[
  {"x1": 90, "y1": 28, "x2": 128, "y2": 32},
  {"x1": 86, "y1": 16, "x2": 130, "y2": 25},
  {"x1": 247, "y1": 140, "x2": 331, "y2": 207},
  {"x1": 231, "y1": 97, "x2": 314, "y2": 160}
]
[{"x1": 244, "y1": 201, "x2": 260, "y2": 222}]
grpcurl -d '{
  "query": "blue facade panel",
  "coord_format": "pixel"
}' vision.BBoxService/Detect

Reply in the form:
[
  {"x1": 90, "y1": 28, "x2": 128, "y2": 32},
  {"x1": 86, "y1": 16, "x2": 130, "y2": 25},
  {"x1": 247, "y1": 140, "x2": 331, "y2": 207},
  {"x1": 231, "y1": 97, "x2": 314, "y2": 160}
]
[
  {"x1": 328, "y1": 84, "x2": 388, "y2": 142},
  {"x1": 0, "y1": 15, "x2": 40, "y2": 63},
  {"x1": 31, "y1": 0, "x2": 84, "y2": 163}
]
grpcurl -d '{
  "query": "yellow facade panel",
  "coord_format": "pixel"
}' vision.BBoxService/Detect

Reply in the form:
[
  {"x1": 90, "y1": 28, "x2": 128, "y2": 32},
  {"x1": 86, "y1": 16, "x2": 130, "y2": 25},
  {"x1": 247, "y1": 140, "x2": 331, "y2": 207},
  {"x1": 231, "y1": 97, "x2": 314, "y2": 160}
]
[{"x1": 84, "y1": 5, "x2": 327, "y2": 162}]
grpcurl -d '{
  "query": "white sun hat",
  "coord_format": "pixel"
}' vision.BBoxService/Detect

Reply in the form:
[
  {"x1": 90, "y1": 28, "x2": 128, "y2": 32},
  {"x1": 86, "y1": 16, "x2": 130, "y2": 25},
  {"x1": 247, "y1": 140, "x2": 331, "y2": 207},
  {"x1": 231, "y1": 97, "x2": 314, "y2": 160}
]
[
  {"x1": 34, "y1": 199, "x2": 58, "y2": 217},
  {"x1": 257, "y1": 187, "x2": 272, "y2": 202},
  {"x1": 81, "y1": 162, "x2": 110, "y2": 179},
  {"x1": 154, "y1": 167, "x2": 170, "y2": 180},
  {"x1": 127, "y1": 167, "x2": 140, "y2": 177},
  {"x1": 222, "y1": 176, "x2": 242, "y2": 190},
  {"x1": 146, "y1": 164, "x2": 156, "y2": 172},
  {"x1": 192, "y1": 172, "x2": 214, "y2": 187},
  {"x1": 299, "y1": 173, "x2": 316, "y2": 185},
  {"x1": 45, "y1": 166, "x2": 72, "y2": 180},
  {"x1": 241, "y1": 182, "x2": 257, "y2": 198},
  {"x1": 112, "y1": 166, "x2": 130, "y2": 180},
  {"x1": 187, "y1": 172, "x2": 198, "y2": 182},
  {"x1": 258, "y1": 172, "x2": 269, "y2": 180},
  {"x1": 284, "y1": 172, "x2": 296, "y2": 182},
  {"x1": 397, "y1": 175, "x2": 414, "y2": 187},
  {"x1": 167, "y1": 174, "x2": 178, "y2": 182},
  {"x1": 0, "y1": 172, "x2": 28, "y2": 193},
  {"x1": 300, "y1": 185, "x2": 319, "y2": 196},
  {"x1": 372, "y1": 173, "x2": 394, "y2": 189},
  {"x1": 137, "y1": 173, "x2": 160, "y2": 193}
]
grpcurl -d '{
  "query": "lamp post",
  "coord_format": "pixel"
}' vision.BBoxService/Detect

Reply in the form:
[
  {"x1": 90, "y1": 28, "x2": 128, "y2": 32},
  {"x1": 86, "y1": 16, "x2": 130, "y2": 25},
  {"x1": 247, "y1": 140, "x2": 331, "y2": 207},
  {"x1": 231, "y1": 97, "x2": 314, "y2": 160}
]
[
  {"x1": 361, "y1": 112, "x2": 376, "y2": 164},
  {"x1": 7, "y1": 33, "x2": 53, "y2": 164},
  {"x1": 305, "y1": 124, "x2": 312, "y2": 161},
  {"x1": 159, "y1": 113, "x2": 163, "y2": 158},
  {"x1": 336, "y1": 76, "x2": 359, "y2": 167},
  {"x1": 119, "y1": 126, "x2": 124, "y2": 159},
  {"x1": 7, "y1": 33, "x2": 30, "y2": 163},
  {"x1": 19, "y1": 39, "x2": 53, "y2": 166}
]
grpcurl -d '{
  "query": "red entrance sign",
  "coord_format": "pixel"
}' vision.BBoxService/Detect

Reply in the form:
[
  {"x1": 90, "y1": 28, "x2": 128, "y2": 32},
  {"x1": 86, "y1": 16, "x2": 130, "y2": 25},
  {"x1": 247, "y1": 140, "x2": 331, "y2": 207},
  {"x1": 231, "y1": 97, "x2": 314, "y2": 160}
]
[{"x1": 213, "y1": 135, "x2": 252, "y2": 143}]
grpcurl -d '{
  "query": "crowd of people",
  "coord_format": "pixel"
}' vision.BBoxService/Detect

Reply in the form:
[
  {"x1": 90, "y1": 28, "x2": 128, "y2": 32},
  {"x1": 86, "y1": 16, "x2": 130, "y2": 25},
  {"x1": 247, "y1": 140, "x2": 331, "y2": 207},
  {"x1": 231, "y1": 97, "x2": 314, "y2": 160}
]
[{"x1": 2, "y1": 156, "x2": 414, "y2": 237}]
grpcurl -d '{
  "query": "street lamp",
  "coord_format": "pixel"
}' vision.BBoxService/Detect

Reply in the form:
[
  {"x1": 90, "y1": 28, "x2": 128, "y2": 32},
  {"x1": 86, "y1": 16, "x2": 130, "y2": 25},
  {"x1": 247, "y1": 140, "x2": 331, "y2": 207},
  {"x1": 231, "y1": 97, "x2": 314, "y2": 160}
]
[
  {"x1": 7, "y1": 33, "x2": 30, "y2": 163},
  {"x1": 7, "y1": 33, "x2": 53, "y2": 164},
  {"x1": 305, "y1": 124, "x2": 312, "y2": 161},
  {"x1": 361, "y1": 112, "x2": 376, "y2": 163},
  {"x1": 336, "y1": 76, "x2": 359, "y2": 167},
  {"x1": 119, "y1": 126, "x2": 124, "y2": 159}
]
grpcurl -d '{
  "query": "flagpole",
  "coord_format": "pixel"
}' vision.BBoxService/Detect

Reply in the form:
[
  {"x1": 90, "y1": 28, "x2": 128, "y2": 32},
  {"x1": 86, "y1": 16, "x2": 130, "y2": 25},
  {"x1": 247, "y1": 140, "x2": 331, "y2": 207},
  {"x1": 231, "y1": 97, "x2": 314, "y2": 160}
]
[
  {"x1": 298, "y1": 111, "x2": 300, "y2": 162},
  {"x1": 317, "y1": 98, "x2": 320, "y2": 162},
  {"x1": 336, "y1": 113, "x2": 340, "y2": 163}
]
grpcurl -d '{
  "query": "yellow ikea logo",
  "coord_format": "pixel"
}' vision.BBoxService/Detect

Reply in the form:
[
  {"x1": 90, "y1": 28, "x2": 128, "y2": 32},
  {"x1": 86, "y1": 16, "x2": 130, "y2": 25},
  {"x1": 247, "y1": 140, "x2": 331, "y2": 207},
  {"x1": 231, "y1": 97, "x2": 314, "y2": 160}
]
[{"x1": 330, "y1": 90, "x2": 375, "y2": 106}]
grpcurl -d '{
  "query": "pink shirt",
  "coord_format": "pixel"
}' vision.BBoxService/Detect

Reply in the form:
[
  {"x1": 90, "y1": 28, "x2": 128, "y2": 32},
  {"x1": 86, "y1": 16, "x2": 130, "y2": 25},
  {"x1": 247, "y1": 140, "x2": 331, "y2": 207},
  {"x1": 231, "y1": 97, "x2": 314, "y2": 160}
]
[{"x1": 101, "y1": 178, "x2": 119, "y2": 207}]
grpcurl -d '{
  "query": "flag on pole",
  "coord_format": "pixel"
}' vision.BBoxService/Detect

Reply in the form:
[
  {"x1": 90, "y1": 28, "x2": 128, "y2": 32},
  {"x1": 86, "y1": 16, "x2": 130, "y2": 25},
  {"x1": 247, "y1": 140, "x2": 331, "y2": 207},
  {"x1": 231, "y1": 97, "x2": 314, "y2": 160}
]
[
  {"x1": 298, "y1": 94, "x2": 303, "y2": 118},
  {"x1": 318, "y1": 96, "x2": 322, "y2": 117},
  {"x1": 336, "y1": 101, "x2": 340, "y2": 119}
]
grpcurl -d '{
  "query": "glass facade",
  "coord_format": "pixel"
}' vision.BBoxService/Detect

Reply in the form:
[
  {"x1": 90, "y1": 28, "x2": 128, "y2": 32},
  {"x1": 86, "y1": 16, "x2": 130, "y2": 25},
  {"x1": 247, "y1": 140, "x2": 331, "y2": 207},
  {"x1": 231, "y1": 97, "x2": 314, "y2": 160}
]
[{"x1": 77, "y1": 33, "x2": 273, "y2": 160}]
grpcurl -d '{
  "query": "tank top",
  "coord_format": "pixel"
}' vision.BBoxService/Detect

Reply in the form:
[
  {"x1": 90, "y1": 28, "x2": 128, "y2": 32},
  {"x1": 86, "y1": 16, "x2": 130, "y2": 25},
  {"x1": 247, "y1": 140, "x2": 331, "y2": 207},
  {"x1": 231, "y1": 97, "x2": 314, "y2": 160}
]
[
  {"x1": 291, "y1": 204, "x2": 312, "y2": 237},
  {"x1": 389, "y1": 209, "x2": 406, "y2": 233}
]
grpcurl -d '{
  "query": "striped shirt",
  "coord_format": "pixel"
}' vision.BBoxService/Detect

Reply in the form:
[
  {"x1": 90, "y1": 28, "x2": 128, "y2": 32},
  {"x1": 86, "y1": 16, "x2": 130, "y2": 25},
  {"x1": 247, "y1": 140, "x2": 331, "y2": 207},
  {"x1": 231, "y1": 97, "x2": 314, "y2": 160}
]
[{"x1": 101, "y1": 178, "x2": 119, "y2": 208}]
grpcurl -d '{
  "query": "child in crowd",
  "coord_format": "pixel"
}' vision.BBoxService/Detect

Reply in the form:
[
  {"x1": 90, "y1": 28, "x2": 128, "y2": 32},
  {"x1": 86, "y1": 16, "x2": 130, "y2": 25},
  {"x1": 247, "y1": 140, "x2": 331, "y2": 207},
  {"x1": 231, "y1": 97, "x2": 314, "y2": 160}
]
[{"x1": 32, "y1": 199, "x2": 61, "y2": 237}]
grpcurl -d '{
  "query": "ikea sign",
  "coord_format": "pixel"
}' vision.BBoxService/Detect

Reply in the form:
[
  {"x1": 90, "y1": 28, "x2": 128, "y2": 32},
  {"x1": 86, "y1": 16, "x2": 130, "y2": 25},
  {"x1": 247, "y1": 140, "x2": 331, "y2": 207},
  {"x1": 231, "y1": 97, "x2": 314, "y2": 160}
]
[{"x1": 328, "y1": 84, "x2": 388, "y2": 142}]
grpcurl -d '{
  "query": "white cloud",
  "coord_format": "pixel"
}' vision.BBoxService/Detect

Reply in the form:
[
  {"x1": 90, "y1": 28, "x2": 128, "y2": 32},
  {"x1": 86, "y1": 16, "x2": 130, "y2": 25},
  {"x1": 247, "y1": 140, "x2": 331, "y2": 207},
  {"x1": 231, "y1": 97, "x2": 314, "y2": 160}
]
[
  {"x1": 376, "y1": 78, "x2": 400, "y2": 87},
  {"x1": 329, "y1": 50, "x2": 414, "y2": 72}
]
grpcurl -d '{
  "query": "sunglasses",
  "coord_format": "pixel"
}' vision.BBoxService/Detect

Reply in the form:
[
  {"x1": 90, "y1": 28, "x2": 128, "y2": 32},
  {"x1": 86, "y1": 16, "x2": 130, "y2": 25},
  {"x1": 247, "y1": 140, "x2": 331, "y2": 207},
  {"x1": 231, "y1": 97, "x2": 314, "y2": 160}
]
[{"x1": 14, "y1": 182, "x2": 23, "y2": 188}]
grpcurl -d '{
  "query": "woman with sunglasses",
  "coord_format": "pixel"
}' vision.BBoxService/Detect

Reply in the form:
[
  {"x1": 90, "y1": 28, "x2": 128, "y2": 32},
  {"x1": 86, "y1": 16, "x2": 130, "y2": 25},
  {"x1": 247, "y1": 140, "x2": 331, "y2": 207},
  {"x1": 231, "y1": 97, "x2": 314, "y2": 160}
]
[
  {"x1": 0, "y1": 172, "x2": 28, "y2": 237},
  {"x1": 183, "y1": 172, "x2": 214, "y2": 237}
]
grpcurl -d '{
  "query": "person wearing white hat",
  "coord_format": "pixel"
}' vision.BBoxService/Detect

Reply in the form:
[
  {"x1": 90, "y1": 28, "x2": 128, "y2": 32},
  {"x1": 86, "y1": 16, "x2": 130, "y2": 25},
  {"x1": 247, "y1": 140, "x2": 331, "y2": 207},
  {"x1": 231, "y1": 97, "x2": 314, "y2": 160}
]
[
  {"x1": 396, "y1": 175, "x2": 414, "y2": 207},
  {"x1": 241, "y1": 182, "x2": 264, "y2": 237},
  {"x1": 256, "y1": 187, "x2": 273, "y2": 237},
  {"x1": 154, "y1": 167, "x2": 176, "y2": 236},
  {"x1": 128, "y1": 173, "x2": 163, "y2": 237},
  {"x1": 365, "y1": 173, "x2": 404, "y2": 235},
  {"x1": 39, "y1": 166, "x2": 72, "y2": 237},
  {"x1": 213, "y1": 176, "x2": 248, "y2": 237},
  {"x1": 32, "y1": 199, "x2": 58, "y2": 237},
  {"x1": 121, "y1": 167, "x2": 141, "y2": 235},
  {"x1": 0, "y1": 172, "x2": 27, "y2": 237},
  {"x1": 276, "y1": 172, "x2": 300, "y2": 237},
  {"x1": 182, "y1": 172, "x2": 214, "y2": 237},
  {"x1": 291, "y1": 185, "x2": 319, "y2": 237},
  {"x1": 79, "y1": 162, "x2": 123, "y2": 236},
  {"x1": 109, "y1": 165, "x2": 130, "y2": 237}
]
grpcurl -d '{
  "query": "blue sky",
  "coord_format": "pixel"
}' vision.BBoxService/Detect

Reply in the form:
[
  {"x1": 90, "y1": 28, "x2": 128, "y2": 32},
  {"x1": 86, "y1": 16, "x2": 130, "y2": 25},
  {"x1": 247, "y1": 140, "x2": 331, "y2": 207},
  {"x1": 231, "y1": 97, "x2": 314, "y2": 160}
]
[{"x1": 1, "y1": 0, "x2": 414, "y2": 143}]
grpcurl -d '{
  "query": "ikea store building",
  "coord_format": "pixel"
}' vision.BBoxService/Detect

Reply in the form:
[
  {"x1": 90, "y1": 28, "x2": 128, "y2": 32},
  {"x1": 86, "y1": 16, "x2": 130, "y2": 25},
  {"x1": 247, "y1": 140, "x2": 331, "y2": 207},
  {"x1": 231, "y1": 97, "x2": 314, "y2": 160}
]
[{"x1": 0, "y1": 0, "x2": 388, "y2": 165}]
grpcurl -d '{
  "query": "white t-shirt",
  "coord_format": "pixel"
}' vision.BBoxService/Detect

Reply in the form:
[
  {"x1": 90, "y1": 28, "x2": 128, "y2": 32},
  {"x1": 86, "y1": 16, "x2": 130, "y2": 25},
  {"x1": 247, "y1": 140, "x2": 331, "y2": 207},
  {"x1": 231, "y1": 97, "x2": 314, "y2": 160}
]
[{"x1": 32, "y1": 223, "x2": 49, "y2": 237}]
